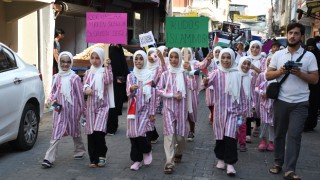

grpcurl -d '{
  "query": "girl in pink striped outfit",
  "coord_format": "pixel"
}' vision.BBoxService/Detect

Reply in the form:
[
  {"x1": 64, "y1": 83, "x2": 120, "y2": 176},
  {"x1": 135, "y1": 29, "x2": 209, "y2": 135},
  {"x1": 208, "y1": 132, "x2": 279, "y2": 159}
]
[
  {"x1": 203, "y1": 48, "x2": 245, "y2": 176},
  {"x1": 236, "y1": 56, "x2": 253, "y2": 152},
  {"x1": 83, "y1": 47, "x2": 113, "y2": 168},
  {"x1": 146, "y1": 48, "x2": 167, "y2": 144},
  {"x1": 181, "y1": 47, "x2": 212, "y2": 141},
  {"x1": 247, "y1": 40, "x2": 266, "y2": 141},
  {"x1": 206, "y1": 46, "x2": 222, "y2": 124},
  {"x1": 157, "y1": 48, "x2": 196, "y2": 174},
  {"x1": 157, "y1": 46, "x2": 169, "y2": 67},
  {"x1": 126, "y1": 50, "x2": 156, "y2": 170},
  {"x1": 42, "y1": 51, "x2": 86, "y2": 168},
  {"x1": 255, "y1": 57, "x2": 275, "y2": 151}
]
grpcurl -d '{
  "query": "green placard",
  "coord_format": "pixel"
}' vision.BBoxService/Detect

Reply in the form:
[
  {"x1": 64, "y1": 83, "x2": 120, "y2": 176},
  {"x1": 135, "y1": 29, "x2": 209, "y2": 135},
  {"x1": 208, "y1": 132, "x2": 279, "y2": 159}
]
[{"x1": 166, "y1": 17, "x2": 209, "y2": 48}]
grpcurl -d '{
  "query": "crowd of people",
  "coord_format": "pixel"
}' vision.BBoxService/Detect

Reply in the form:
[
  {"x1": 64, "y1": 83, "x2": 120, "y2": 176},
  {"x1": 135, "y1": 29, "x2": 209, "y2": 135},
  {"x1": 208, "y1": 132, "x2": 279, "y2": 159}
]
[{"x1": 42, "y1": 22, "x2": 319, "y2": 180}]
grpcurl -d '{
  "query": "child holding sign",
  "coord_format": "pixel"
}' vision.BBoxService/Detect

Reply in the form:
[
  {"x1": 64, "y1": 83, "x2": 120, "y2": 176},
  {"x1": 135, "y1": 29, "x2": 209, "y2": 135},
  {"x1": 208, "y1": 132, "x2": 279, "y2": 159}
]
[
  {"x1": 158, "y1": 46, "x2": 169, "y2": 67},
  {"x1": 83, "y1": 47, "x2": 113, "y2": 168},
  {"x1": 206, "y1": 46, "x2": 222, "y2": 124},
  {"x1": 181, "y1": 47, "x2": 213, "y2": 141},
  {"x1": 126, "y1": 50, "x2": 156, "y2": 171},
  {"x1": 146, "y1": 47, "x2": 167, "y2": 144},
  {"x1": 157, "y1": 48, "x2": 196, "y2": 174},
  {"x1": 42, "y1": 51, "x2": 86, "y2": 168}
]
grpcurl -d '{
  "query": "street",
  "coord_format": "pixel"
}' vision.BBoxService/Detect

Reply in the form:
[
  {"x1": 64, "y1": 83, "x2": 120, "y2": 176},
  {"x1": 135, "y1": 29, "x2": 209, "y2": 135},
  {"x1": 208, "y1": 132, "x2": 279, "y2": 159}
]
[{"x1": 0, "y1": 91, "x2": 320, "y2": 180}]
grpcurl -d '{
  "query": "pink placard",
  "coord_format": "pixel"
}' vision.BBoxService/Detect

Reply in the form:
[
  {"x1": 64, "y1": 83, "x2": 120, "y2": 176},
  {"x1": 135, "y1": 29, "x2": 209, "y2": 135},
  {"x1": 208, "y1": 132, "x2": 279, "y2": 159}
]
[{"x1": 86, "y1": 12, "x2": 127, "y2": 44}]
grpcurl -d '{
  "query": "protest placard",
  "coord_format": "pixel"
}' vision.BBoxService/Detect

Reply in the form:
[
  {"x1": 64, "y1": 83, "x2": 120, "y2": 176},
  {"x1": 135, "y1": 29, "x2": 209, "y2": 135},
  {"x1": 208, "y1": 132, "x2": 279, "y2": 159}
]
[
  {"x1": 86, "y1": 12, "x2": 127, "y2": 44},
  {"x1": 221, "y1": 21, "x2": 240, "y2": 35},
  {"x1": 139, "y1": 31, "x2": 156, "y2": 48},
  {"x1": 166, "y1": 17, "x2": 208, "y2": 48}
]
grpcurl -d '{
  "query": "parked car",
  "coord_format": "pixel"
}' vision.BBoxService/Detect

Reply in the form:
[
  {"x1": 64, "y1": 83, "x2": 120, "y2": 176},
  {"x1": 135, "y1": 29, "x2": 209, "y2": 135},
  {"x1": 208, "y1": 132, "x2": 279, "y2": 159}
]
[{"x1": 0, "y1": 43, "x2": 44, "y2": 150}]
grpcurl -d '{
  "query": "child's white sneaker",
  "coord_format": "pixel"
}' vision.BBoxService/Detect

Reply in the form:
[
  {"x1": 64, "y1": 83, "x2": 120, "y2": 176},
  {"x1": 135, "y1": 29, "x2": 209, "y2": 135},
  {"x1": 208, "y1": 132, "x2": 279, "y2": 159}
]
[
  {"x1": 216, "y1": 160, "x2": 225, "y2": 170},
  {"x1": 130, "y1": 161, "x2": 142, "y2": 171},
  {"x1": 143, "y1": 151, "x2": 152, "y2": 165},
  {"x1": 227, "y1": 164, "x2": 236, "y2": 176}
]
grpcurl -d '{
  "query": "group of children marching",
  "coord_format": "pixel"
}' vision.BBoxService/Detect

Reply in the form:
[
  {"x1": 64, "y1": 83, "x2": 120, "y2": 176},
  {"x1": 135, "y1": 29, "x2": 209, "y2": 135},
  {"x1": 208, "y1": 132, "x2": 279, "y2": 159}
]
[{"x1": 41, "y1": 40, "x2": 281, "y2": 177}]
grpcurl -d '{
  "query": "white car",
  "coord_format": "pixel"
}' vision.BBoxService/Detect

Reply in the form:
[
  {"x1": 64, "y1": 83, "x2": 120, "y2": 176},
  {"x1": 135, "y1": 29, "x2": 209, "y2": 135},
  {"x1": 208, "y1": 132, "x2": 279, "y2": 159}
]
[{"x1": 0, "y1": 43, "x2": 44, "y2": 150}]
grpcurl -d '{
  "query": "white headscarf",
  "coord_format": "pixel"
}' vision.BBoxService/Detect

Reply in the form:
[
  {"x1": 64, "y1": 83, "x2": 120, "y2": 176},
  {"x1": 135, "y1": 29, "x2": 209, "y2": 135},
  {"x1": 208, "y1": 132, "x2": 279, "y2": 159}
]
[
  {"x1": 133, "y1": 50, "x2": 153, "y2": 101},
  {"x1": 146, "y1": 47, "x2": 159, "y2": 73},
  {"x1": 158, "y1": 46, "x2": 168, "y2": 56},
  {"x1": 167, "y1": 48, "x2": 186, "y2": 98},
  {"x1": 237, "y1": 56, "x2": 252, "y2": 100},
  {"x1": 89, "y1": 48, "x2": 106, "y2": 100},
  {"x1": 158, "y1": 45, "x2": 169, "y2": 64},
  {"x1": 218, "y1": 48, "x2": 241, "y2": 103},
  {"x1": 212, "y1": 46, "x2": 222, "y2": 67},
  {"x1": 249, "y1": 40, "x2": 262, "y2": 69},
  {"x1": 58, "y1": 51, "x2": 75, "y2": 105}
]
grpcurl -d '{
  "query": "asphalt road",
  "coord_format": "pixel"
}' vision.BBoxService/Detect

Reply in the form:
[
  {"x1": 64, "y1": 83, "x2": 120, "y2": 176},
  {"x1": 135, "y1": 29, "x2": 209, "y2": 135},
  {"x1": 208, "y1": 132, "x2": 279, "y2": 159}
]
[{"x1": 0, "y1": 91, "x2": 319, "y2": 180}]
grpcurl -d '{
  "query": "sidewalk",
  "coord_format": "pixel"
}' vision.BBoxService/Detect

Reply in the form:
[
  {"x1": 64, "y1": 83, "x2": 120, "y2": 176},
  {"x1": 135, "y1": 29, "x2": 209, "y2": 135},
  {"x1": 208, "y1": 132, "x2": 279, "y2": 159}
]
[{"x1": 0, "y1": 91, "x2": 319, "y2": 180}]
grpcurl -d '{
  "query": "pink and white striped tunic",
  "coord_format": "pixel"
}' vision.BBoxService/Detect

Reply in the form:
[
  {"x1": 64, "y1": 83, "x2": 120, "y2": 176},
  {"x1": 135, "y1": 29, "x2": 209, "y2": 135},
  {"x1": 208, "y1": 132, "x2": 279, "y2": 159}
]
[
  {"x1": 250, "y1": 57, "x2": 266, "y2": 117},
  {"x1": 204, "y1": 61, "x2": 219, "y2": 107},
  {"x1": 188, "y1": 75, "x2": 198, "y2": 122},
  {"x1": 49, "y1": 74, "x2": 84, "y2": 140},
  {"x1": 239, "y1": 78, "x2": 254, "y2": 118},
  {"x1": 194, "y1": 57, "x2": 211, "y2": 70},
  {"x1": 152, "y1": 65, "x2": 168, "y2": 85},
  {"x1": 255, "y1": 73, "x2": 274, "y2": 124},
  {"x1": 195, "y1": 58, "x2": 218, "y2": 107},
  {"x1": 157, "y1": 71, "x2": 196, "y2": 136},
  {"x1": 83, "y1": 67, "x2": 113, "y2": 134},
  {"x1": 206, "y1": 69, "x2": 243, "y2": 139},
  {"x1": 126, "y1": 73, "x2": 156, "y2": 138},
  {"x1": 187, "y1": 61, "x2": 204, "y2": 122}
]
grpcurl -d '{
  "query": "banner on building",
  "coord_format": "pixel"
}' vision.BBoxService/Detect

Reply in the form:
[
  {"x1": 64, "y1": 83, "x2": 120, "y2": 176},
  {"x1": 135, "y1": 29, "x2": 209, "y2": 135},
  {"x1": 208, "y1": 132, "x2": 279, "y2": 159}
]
[
  {"x1": 139, "y1": 31, "x2": 156, "y2": 48},
  {"x1": 86, "y1": 12, "x2": 127, "y2": 44},
  {"x1": 233, "y1": 14, "x2": 258, "y2": 21},
  {"x1": 234, "y1": 14, "x2": 266, "y2": 22},
  {"x1": 221, "y1": 21, "x2": 240, "y2": 35},
  {"x1": 166, "y1": 17, "x2": 209, "y2": 48}
]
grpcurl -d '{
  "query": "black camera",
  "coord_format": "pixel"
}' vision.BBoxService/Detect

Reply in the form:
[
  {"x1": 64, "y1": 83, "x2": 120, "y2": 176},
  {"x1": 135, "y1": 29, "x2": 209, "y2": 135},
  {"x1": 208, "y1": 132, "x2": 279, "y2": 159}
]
[{"x1": 283, "y1": 61, "x2": 302, "y2": 70}]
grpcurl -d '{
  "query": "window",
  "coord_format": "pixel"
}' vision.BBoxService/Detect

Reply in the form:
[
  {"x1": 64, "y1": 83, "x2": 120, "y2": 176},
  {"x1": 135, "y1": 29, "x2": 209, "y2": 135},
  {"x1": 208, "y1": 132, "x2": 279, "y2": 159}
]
[{"x1": 0, "y1": 46, "x2": 17, "y2": 72}]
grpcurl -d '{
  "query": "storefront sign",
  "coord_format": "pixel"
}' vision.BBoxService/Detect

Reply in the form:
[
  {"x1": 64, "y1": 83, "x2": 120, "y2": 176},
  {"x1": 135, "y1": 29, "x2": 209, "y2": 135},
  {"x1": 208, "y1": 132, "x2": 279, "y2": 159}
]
[
  {"x1": 86, "y1": 12, "x2": 127, "y2": 44},
  {"x1": 166, "y1": 17, "x2": 208, "y2": 48}
]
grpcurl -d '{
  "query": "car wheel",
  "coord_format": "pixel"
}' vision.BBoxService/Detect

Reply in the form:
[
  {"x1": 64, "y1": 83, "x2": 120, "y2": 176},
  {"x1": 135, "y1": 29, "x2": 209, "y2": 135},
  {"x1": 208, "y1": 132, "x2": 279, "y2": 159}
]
[{"x1": 10, "y1": 103, "x2": 39, "y2": 150}]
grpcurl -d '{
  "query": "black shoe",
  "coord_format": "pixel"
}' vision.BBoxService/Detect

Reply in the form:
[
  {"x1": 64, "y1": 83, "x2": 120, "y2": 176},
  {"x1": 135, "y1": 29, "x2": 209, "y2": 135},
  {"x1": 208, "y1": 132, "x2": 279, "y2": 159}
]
[
  {"x1": 41, "y1": 159, "x2": 53, "y2": 168},
  {"x1": 187, "y1": 132, "x2": 195, "y2": 142},
  {"x1": 303, "y1": 127, "x2": 314, "y2": 132}
]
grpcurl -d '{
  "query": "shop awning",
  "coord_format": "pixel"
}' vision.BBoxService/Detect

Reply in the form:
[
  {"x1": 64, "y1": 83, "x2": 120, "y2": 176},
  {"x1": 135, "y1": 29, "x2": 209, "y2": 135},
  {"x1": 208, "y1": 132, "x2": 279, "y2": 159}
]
[{"x1": 3, "y1": 0, "x2": 51, "y2": 22}]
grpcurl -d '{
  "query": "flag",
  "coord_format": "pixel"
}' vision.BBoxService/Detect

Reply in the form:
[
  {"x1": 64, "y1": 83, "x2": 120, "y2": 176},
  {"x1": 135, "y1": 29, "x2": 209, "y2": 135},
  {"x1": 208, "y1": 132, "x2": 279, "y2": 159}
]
[
  {"x1": 214, "y1": 32, "x2": 231, "y2": 48},
  {"x1": 213, "y1": 33, "x2": 218, "y2": 45},
  {"x1": 186, "y1": 70, "x2": 207, "y2": 77},
  {"x1": 127, "y1": 97, "x2": 136, "y2": 119},
  {"x1": 143, "y1": 80, "x2": 156, "y2": 87}
]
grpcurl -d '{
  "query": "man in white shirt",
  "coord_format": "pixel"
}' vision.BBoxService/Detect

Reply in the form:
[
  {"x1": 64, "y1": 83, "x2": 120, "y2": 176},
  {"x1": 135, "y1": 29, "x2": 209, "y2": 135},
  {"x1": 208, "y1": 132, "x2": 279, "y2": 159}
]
[{"x1": 266, "y1": 22, "x2": 318, "y2": 180}]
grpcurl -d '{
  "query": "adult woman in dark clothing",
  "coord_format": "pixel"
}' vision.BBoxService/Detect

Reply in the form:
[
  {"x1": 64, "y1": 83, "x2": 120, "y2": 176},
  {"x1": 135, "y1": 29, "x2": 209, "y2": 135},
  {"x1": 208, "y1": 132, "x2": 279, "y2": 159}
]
[
  {"x1": 107, "y1": 44, "x2": 130, "y2": 135},
  {"x1": 304, "y1": 38, "x2": 320, "y2": 132}
]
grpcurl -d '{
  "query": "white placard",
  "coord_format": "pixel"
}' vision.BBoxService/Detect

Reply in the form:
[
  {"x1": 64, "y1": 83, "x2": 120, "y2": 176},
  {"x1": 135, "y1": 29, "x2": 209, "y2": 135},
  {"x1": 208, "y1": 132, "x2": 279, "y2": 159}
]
[{"x1": 139, "y1": 31, "x2": 156, "y2": 47}]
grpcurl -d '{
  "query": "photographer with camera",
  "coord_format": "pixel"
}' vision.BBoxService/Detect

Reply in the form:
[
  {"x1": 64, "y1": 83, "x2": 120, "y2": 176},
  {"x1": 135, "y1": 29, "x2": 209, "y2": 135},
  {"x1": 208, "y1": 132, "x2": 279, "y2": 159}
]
[{"x1": 266, "y1": 22, "x2": 319, "y2": 180}]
